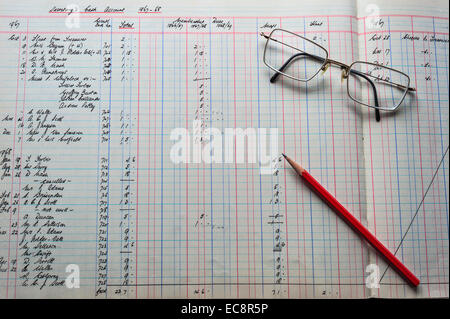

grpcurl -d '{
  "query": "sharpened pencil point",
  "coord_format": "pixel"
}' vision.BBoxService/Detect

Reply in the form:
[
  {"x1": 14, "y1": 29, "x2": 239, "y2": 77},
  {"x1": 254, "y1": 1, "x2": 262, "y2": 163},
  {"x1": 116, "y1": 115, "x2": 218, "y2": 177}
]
[{"x1": 282, "y1": 153, "x2": 305, "y2": 176}]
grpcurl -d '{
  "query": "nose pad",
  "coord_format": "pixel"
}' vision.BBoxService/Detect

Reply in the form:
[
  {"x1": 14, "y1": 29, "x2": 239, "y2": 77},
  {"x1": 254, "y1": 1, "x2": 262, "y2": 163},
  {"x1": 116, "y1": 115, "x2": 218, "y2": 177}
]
[
  {"x1": 320, "y1": 63, "x2": 330, "y2": 75},
  {"x1": 341, "y1": 68, "x2": 349, "y2": 83}
]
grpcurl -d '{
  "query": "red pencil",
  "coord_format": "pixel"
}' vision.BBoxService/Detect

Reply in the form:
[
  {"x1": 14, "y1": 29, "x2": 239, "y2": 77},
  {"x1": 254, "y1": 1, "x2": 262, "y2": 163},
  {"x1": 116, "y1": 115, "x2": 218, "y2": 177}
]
[{"x1": 282, "y1": 153, "x2": 420, "y2": 287}]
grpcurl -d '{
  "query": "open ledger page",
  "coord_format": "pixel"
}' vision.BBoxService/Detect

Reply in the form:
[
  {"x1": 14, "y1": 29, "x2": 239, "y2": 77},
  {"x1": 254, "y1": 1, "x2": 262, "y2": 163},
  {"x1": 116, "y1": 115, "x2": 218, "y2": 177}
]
[
  {"x1": 0, "y1": 0, "x2": 447, "y2": 299},
  {"x1": 357, "y1": 0, "x2": 449, "y2": 298}
]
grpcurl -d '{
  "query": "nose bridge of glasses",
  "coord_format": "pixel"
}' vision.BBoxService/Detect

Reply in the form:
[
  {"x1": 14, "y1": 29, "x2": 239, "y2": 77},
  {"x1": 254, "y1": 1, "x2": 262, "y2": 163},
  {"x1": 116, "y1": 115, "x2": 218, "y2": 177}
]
[{"x1": 320, "y1": 59, "x2": 351, "y2": 80}]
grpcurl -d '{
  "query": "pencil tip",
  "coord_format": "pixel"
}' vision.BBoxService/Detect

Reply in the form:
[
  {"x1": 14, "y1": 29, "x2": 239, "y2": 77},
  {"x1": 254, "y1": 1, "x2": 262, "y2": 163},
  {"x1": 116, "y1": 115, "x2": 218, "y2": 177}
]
[{"x1": 282, "y1": 153, "x2": 305, "y2": 175}]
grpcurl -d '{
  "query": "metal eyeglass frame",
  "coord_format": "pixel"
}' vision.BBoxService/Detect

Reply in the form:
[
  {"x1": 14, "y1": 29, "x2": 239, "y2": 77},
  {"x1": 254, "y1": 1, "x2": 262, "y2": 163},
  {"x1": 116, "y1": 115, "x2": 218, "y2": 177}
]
[{"x1": 261, "y1": 28, "x2": 416, "y2": 122}]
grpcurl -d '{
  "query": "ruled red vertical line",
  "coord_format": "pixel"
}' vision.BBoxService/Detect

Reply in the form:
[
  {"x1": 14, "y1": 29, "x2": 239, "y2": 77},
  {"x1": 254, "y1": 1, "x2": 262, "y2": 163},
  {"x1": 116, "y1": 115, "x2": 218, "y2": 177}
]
[
  {"x1": 292, "y1": 35, "x2": 301, "y2": 298},
  {"x1": 278, "y1": 18, "x2": 291, "y2": 298},
  {"x1": 153, "y1": 34, "x2": 158, "y2": 298},
  {"x1": 232, "y1": 17, "x2": 240, "y2": 297},
  {"x1": 248, "y1": 32, "x2": 257, "y2": 298},
  {"x1": 294, "y1": 35, "x2": 308, "y2": 298},
  {"x1": 242, "y1": 34, "x2": 251, "y2": 297},
  {"x1": 6, "y1": 25, "x2": 22, "y2": 300},
  {"x1": 135, "y1": 16, "x2": 141, "y2": 299},
  {"x1": 385, "y1": 34, "x2": 398, "y2": 296},
  {"x1": 350, "y1": 17, "x2": 366, "y2": 298},
  {"x1": 377, "y1": 36, "x2": 398, "y2": 297},
  {"x1": 363, "y1": 18, "x2": 377, "y2": 235},
  {"x1": 422, "y1": 30, "x2": 441, "y2": 293},
  {"x1": 376, "y1": 32, "x2": 392, "y2": 297},
  {"x1": 344, "y1": 24, "x2": 357, "y2": 297},
  {"x1": 300, "y1": 132, "x2": 307, "y2": 297},
  {"x1": 338, "y1": 27, "x2": 352, "y2": 298},
  {"x1": 13, "y1": 17, "x2": 29, "y2": 299},
  {"x1": 326, "y1": 16, "x2": 341, "y2": 297},
  {"x1": 410, "y1": 16, "x2": 430, "y2": 296},
  {"x1": 147, "y1": 34, "x2": 152, "y2": 297},
  {"x1": 425, "y1": 32, "x2": 445, "y2": 295},
  {"x1": 362, "y1": 19, "x2": 380, "y2": 298},
  {"x1": 184, "y1": 22, "x2": 189, "y2": 298},
  {"x1": 381, "y1": 37, "x2": 395, "y2": 254},
  {"x1": 297, "y1": 24, "x2": 307, "y2": 298}
]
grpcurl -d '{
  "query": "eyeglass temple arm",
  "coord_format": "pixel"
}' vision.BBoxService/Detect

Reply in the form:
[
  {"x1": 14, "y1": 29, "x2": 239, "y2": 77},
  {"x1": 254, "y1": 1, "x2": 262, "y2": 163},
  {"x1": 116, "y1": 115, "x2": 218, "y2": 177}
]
[
  {"x1": 270, "y1": 52, "x2": 381, "y2": 122},
  {"x1": 350, "y1": 68, "x2": 381, "y2": 122},
  {"x1": 270, "y1": 52, "x2": 324, "y2": 83}
]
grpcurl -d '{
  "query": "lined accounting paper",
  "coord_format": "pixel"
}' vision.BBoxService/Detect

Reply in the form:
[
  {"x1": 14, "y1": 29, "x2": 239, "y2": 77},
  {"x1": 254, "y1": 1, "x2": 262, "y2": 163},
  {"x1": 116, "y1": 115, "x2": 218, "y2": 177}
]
[{"x1": 0, "y1": 0, "x2": 448, "y2": 298}]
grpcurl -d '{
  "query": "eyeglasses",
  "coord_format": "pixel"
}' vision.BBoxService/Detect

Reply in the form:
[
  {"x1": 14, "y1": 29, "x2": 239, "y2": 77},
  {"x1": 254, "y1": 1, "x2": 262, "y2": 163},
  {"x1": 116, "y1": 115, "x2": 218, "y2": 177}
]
[{"x1": 260, "y1": 29, "x2": 416, "y2": 122}]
